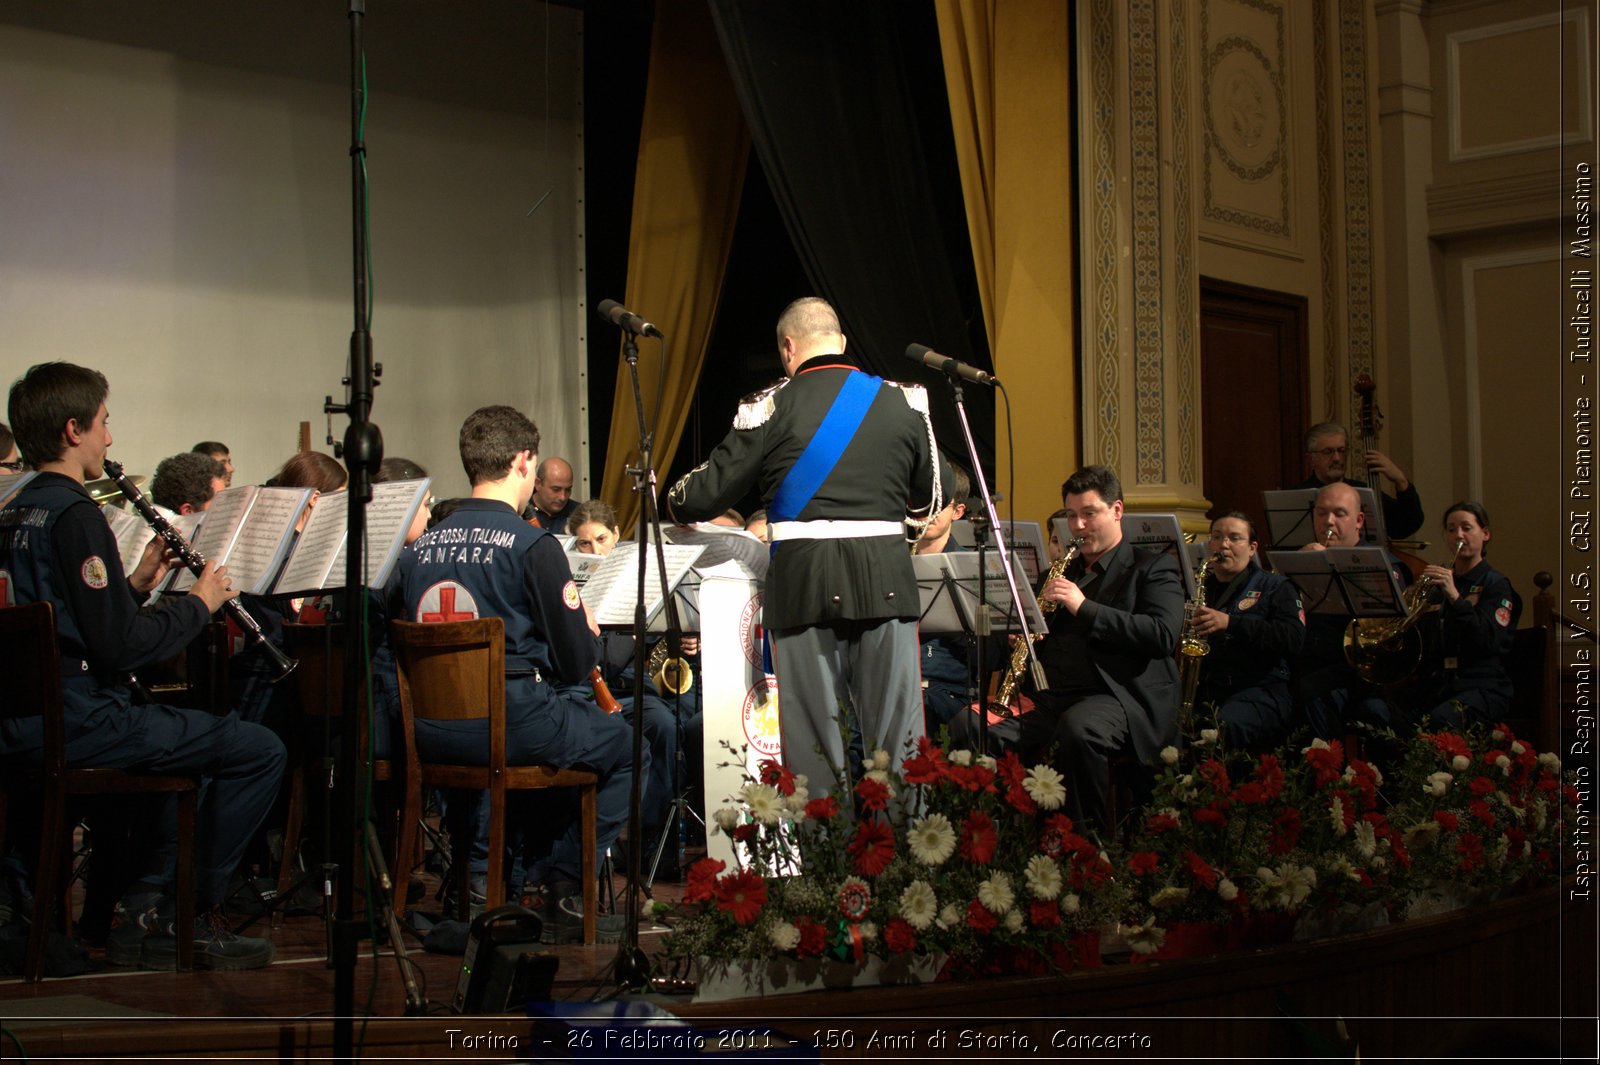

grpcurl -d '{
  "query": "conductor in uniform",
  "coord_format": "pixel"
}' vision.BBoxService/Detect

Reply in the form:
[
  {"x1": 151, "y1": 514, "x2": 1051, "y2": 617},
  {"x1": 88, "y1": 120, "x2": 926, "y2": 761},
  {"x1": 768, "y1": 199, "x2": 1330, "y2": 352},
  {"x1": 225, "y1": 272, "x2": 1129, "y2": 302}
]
[{"x1": 668, "y1": 297, "x2": 949, "y2": 802}]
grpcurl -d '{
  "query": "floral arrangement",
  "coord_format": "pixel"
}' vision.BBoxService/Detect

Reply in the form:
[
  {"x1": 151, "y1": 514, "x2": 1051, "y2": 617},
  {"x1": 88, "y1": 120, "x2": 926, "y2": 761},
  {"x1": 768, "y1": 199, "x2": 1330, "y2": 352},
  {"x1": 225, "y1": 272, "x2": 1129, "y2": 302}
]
[
  {"x1": 662, "y1": 738, "x2": 1126, "y2": 976},
  {"x1": 663, "y1": 725, "x2": 1579, "y2": 977}
]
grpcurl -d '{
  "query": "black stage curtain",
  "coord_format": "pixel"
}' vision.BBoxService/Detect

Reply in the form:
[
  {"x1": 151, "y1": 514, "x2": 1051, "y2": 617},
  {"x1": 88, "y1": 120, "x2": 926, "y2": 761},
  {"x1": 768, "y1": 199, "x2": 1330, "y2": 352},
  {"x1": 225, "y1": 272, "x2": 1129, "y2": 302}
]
[{"x1": 707, "y1": 0, "x2": 995, "y2": 480}]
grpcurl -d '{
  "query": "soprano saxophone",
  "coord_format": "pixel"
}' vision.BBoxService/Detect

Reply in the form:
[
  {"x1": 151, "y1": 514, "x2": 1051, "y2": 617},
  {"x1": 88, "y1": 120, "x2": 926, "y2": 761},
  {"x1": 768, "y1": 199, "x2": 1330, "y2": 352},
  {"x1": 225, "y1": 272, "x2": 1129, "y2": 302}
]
[{"x1": 990, "y1": 537, "x2": 1083, "y2": 716}]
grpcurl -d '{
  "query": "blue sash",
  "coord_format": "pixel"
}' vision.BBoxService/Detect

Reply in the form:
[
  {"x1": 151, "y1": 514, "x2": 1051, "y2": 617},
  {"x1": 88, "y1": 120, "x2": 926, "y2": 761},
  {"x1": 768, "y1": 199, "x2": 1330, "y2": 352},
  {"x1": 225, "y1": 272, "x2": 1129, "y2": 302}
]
[{"x1": 769, "y1": 370, "x2": 880, "y2": 523}]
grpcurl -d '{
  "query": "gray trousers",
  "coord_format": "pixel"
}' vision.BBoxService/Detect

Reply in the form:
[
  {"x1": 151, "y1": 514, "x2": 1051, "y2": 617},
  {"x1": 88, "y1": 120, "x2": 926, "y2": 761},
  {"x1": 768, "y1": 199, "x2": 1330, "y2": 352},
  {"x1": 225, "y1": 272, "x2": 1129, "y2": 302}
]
[{"x1": 770, "y1": 618, "x2": 923, "y2": 804}]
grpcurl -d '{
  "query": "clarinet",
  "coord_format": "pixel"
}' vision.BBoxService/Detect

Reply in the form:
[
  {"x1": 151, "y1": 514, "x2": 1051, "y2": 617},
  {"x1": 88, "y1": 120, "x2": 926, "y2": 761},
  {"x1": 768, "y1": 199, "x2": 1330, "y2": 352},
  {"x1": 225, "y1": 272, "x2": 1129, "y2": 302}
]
[{"x1": 101, "y1": 459, "x2": 297, "y2": 683}]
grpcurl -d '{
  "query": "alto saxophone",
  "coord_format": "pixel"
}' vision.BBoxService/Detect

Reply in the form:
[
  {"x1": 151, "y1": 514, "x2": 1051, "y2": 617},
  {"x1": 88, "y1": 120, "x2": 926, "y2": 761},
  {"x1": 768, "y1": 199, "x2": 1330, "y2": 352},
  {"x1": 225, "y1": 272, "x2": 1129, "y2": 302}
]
[
  {"x1": 990, "y1": 537, "x2": 1084, "y2": 716},
  {"x1": 1177, "y1": 551, "x2": 1224, "y2": 731}
]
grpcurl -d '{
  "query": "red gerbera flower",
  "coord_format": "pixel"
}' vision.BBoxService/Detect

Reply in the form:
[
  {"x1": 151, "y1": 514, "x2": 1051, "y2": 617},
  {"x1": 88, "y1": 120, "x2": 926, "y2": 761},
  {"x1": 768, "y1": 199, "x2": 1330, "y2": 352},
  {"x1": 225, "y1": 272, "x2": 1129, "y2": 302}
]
[
  {"x1": 1426, "y1": 731, "x2": 1471, "y2": 762},
  {"x1": 758, "y1": 758, "x2": 797, "y2": 796},
  {"x1": 1456, "y1": 832, "x2": 1484, "y2": 872},
  {"x1": 1128, "y1": 850, "x2": 1159, "y2": 876},
  {"x1": 1198, "y1": 758, "x2": 1233, "y2": 797},
  {"x1": 1192, "y1": 804, "x2": 1229, "y2": 828},
  {"x1": 1185, "y1": 850, "x2": 1217, "y2": 889},
  {"x1": 901, "y1": 739, "x2": 948, "y2": 785},
  {"x1": 714, "y1": 869, "x2": 768, "y2": 926},
  {"x1": 684, "y1": 857, "x2": 725, "y2": 904},
  {"x1": 805, "y1": 795, "x2": 839, "y2": 821},
  {"x1": 966, "y1": 899, "x2": 997, "y2": 933},
  {"x1": 847, "y1": 819, "x2": 897, "y2": 876},
  {"x1": 960, "y1": 810, "x2": 998, "y2": 864},
  {"x1": 856, "y1": 776, "x2": 892, "y2": 813},
  {"x1": 1004, "y1": 780, "x2": 1038, "y2": 816}
]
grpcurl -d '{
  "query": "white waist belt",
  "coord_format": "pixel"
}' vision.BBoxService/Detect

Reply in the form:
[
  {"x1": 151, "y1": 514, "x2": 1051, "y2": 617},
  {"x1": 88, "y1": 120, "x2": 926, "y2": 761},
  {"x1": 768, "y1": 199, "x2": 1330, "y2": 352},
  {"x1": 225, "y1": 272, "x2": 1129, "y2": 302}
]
[{"x1": 767, "y1": 519, "x2": 905, "y2": 541}]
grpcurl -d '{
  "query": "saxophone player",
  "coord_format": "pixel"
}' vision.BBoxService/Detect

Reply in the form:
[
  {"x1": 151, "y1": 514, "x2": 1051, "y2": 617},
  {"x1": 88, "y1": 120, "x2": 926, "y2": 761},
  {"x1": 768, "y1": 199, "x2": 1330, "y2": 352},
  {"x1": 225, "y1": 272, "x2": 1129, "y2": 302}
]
[
  {"x1": 950, "y1": 465, "x2": 1183, "y2": 839},
  {"x1": 1186, "y1": 513, "x2": 1305, "y2": 750}
]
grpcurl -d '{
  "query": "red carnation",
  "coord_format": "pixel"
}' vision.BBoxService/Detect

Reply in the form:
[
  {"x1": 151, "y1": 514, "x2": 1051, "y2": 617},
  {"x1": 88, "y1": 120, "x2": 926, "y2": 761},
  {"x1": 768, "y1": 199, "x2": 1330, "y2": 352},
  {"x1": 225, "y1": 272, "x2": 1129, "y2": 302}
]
[
  {"x1": 1269, "y1": 808, "x2": 1302, "y2": 854},
  {"x1": 1029, "y1": 898, "x2": 1060, "y2": 929},
  {"x1": 1456, "y1": 832, "x2": 1484, "y2": 871},
  {"x1": 1305, "y1": 743, "x2": 1343, "y2": 787},
  {"x1": 960, "y1": 810, "x2": 998, "y2": 864},
  {"x1": 1193, "y1": 804, "x2": 1229, "y2": 828},
  {"x1": 847, "y1": 819, "x2": 897, "y2": 876},
  {"x1": 966, "y1": 899, "x2": 997, "y2": 933},
  {"x1": 996, "y1": 750, "x2": 1028, "y2": 786},
  {"x1": 901, "y1": 739, "x2": 948, "y2": 785},
  {"x1": 684, "y1": 857, "x2": 725, "y2": 904},
  {"x1": 805, "y1": 795, "x2": 839, "y2": 821},
  {"x1": 883, "y1": 917, "x2": 917, "y2": 954},
  {"x1": 1198, "y1": 758, "x2": 1233, "y2": 797},
  {"x1": 732, "y1": 822, "x2": 758, "y2": 845},
  {"x1": 1145, "y1": 812, "x2": 1180, "y2": 834},
  {"x1": 1185, "y1": 850, "x2": 1217, "y2": 889},
  {"x1": 1128, "y1": 850, "x2": 1159, "y2": 876},
  {"x1": 1433, "y1": 809, "x2": 1460, "y2": 832},
  {"x1": 856, "y1": 776, "x2": 892, "y2": 813},
  {"x1": 794, "y1": 917, "x2": 826, "y2": 957},
  {"x1": 1468, "y1": 799, "x2": 1495, "y2": 827},
  {"x1": 714, "y1": 869, "x2": 768, "y2": 926}
]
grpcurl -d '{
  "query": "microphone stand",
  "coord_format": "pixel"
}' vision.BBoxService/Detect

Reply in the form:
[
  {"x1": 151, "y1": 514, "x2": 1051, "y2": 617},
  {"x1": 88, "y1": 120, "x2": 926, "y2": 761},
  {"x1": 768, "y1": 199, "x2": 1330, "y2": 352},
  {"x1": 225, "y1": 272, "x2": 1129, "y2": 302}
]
[
  {"x1": 609, "y1": 328, "x2": 685, "y2": 992},
  {"x1": 331, "y1": 1, "x2": 385, "y2": 1049},
  {"x1": 935, "y1": 374, "x2": 1042, "y2": 749}
]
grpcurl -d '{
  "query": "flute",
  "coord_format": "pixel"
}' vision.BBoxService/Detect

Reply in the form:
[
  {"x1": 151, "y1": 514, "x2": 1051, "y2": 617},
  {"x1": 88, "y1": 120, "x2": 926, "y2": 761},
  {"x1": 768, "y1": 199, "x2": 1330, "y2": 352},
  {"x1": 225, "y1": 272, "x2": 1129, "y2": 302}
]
[{"x1": 101, "y1": 459, "x2": 297, "y2": 683}]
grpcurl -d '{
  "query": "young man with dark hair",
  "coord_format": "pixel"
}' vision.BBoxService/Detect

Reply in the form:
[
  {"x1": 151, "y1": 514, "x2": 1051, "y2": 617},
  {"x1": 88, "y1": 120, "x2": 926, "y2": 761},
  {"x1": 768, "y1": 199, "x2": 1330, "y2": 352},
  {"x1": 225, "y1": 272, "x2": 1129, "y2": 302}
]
[
  {"x1": 391, "y1": 405, "x2": 636, "y2": 943},
  {"x1": 190, "y1": 441, "x2": 233, "y2": 488},
  {"x1": 1, "y1": 362, "x2": 284, "y2": 970},
  {"x1": 150, "y1": 452, "x2": 227, "y2": 515}
]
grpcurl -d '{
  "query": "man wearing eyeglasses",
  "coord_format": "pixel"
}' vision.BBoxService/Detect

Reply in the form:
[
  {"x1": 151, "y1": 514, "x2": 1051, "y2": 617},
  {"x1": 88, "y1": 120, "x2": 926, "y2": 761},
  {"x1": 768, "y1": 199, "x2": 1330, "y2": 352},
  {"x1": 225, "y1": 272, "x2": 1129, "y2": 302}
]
[
  {"x1": 0, "y1": 421, "x2": 20, "y2": 472},
  {"x1": 1293, "y1": 422, "x2": 1423, "y2": 539}
]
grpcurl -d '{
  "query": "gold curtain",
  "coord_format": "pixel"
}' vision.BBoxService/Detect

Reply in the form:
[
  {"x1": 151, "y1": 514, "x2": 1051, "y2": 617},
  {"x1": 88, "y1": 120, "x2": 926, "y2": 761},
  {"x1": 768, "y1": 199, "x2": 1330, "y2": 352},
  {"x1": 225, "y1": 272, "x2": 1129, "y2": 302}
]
[
  {"x1": 936, "y1": 0, "x2": 1078, "y2": 526},
  {"x1": 598, "y1": 1, "x2": 749, "y2": 533}
]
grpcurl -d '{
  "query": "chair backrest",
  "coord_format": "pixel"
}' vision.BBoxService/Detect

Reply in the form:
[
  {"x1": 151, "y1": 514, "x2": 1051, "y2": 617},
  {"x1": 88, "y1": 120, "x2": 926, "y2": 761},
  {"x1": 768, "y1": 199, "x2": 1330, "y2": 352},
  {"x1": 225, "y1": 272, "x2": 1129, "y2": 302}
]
[
  {"x1": 0, "y1": 601, "x2": 67, "y2": 776},
  {"x1": 389, "y1": 617, "x2": 507, "y2": 773}
]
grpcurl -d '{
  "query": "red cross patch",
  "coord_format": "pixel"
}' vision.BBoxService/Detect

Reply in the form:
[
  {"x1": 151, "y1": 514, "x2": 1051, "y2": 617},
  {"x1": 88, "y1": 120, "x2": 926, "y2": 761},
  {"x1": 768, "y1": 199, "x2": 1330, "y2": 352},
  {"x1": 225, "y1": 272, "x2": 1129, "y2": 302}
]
[{"x1": 417, "y1": 581, "x2": 479, "y2": 623}]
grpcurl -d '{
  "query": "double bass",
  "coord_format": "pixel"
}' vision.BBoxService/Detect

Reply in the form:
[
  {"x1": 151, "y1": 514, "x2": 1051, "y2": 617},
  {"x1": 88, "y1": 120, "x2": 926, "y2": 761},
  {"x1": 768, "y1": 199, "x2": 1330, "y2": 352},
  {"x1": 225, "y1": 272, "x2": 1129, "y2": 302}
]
[{"x1": 1352, "y1": 374, "x2": 1427, "y2": 580}]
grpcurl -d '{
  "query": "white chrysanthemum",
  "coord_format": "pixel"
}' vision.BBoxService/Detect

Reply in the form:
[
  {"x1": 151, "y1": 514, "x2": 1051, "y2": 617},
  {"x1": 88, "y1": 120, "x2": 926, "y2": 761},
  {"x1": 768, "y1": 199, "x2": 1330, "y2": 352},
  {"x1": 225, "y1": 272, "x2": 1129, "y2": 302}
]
[
  {"x1": 908, "y1": 813, "x2": 958, "y2": 866},
  {"x1": 1539, "y1": 752, "x2": 1562, "y2": 772},
  {"x1": 1353, "y1": 820, "x2": 1377, "y2": 860},
  {"x1": 1022, "y1": 764, "x2": 1067, "y2": 810},
  {"x1": 977, "y1": 872, "x2": 1016, "y2": 916},
  {"x1": 869, "y1": 748, "x2": 891, "y2": 772},
  {"x1": 791, "y1": 773, "x2": 809, "y2": 791},
  {"x1": 1123, "y1": 916, "x2": 1166, "y2": 955},
  {"x1": 899, "y1": 880, "x2": 938, "y2": 930},
  {"x1": 1025, "y1": 855, "x2": 1064, "y2": 900},
  {"x1": 1492, "y1": 834, "x2": 1511, "y2": 867},
  {"x1": 1329, "y1": 794, "x2": 1348, "y2": 836},
  {"x1": 937, "y1": 903, "x2": 961, "y2": 930},
  {"x1": 865, "y1": 768, "x2": 892, "y2": 787},
  {"x1": 1160, "y1": 746, "x2": 1180, "y2": 765},
  {"x1": 768, "y1": 921, "x2": 800, "y2": 952},
  {"x1": 1451, "y1": 754, "x2": 1471, "y2": 772},
  {"x1": 1330, "y1": 855, "x2": 1362, "y2": 884},
  {"x1": 1426, "y1": 771, "x2": 1452, "y2": 797},
  {"x1": 1533, "y1": 798, "x2": 1550, "y2": 833},
  {"x1": 1492, "y1": 728, "x2": 1505, "y2": 742},
  {"x1": 784, "y1": 787, "x2": 810, "y2": 815},
  {"x1": 1004, "y1": 909, "x2": 1025, "y2": 933},
  {"x1": 1511, "y1": 741, "x2": 1526, "y2": 756},
  {"x1": 976, "y1": 754, "x2": 997, "y2": 771},
  {"x1": 1151, "y1": 885, "x2": 1190, "y2": 910},
  {"x1": 1306, "y1": 738, "x2": 1331, "y2": 752},
  {"x1": 1198, "y1": 728, "x2": 1219, "y2": 745},
  {"x1": 1255, "y1": 864, "x2": 1317, "y2": 911},
  {"x1": 1061, "y1": 892, "x2": 1081, "y2": 915},
  {"x1": 712, "y1": 806, "x2": 741, "y2": 833},
  {"x1": 741, "y1": 782, "x2": 785, "y2": 825},
  {"x1": 1217, "y1": 878, "x2": 1238, "y2": 902},
  {"x1": 1368, "y1": 763, "x2": 1384, "y2": 787},
  {"x1": 948, "y1": 749, "x2": 973, "y2": 767}
]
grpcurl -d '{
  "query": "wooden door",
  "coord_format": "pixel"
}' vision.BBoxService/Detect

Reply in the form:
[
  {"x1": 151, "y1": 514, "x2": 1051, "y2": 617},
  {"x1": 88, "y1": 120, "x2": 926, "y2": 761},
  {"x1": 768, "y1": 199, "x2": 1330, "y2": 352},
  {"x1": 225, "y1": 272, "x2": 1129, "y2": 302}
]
[{"x1": 1199, "y1": 278, "x2": 1309, "y2": 545}]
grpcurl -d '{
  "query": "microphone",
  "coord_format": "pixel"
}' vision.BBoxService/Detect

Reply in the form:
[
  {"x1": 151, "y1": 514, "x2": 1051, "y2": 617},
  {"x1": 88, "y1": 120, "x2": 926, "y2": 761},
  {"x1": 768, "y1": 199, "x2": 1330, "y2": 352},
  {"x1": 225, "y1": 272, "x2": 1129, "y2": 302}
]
[
  {"x1": 596, "y1": 299, "x2": 664, "y2": 339},
  {"x1": 904, "y1": 343, "x2": 998, "y2": 387}
]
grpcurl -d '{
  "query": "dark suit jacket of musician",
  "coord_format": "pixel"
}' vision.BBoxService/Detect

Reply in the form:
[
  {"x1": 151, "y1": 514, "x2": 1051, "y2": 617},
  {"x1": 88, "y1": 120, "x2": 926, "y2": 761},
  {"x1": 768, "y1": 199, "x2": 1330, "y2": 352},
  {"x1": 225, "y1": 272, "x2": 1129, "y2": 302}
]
[{"x1": 1039, "y1": 538, "x2": 1185, "y2": 762}]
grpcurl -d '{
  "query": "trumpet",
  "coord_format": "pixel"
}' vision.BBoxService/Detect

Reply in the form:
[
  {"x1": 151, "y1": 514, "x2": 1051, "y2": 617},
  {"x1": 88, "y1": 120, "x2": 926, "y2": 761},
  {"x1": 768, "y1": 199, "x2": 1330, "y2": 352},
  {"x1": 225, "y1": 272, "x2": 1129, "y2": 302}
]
[
  {"x1": 1342, "y1": 538, "x2": 1464, "y2": 686},
  {"x1": 101, "y1": 459, "x2": 297, "y2": 683},
  {"x1": 1177, "y1": 550, "x2": 1225, "y2": 731},
  {"x1": 990, "y1": 536, "x2": 1083, "y2": 716}
]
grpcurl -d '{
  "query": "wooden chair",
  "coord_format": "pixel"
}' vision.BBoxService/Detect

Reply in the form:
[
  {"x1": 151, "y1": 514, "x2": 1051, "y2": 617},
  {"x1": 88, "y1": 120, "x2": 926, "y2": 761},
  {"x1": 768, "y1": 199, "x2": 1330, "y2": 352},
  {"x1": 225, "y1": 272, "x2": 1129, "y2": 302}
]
[
  {"x1": 0, "y1": 602, "x2": 197, "y2": 980},
  {"x1": 389, "y1": 617, "x2": 598, "y2": 945},
  {"x1": 273, "y1": 622, "x2": 397, "y2": 927},
  {"x1": 1506, "y1": 571, "x2": 1591, "y2": 754}
]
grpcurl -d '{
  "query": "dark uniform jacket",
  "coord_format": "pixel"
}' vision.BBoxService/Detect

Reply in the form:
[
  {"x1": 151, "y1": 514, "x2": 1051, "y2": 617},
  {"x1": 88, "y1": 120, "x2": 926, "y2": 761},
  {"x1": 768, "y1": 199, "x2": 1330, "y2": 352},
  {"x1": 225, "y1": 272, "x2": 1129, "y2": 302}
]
[
  {"x1": 1194, "y1": 565, "x2": 1304, "y2": 699},
  {"x1": 1296, "y1": 551, "x2": 1412, "y2": 674},
  {"x1": 1293, "y1": 475, "x2": 1424, "y2": 540},
  {"x1": 667, "y1": 354, "x2": 947, "y2": 631},
  {"x1": 1037, "y1": 538, "x2": 1184, "y2": 761},
  {"x1": 0, "y1": 473, "x2": 210, "y2": 760},
  {"x1": 390, "y1": 498, "x2": 600, "y2": 763},
  {"x1": 1432, "y1": 559, "x2": 1520, "y2": 698}
]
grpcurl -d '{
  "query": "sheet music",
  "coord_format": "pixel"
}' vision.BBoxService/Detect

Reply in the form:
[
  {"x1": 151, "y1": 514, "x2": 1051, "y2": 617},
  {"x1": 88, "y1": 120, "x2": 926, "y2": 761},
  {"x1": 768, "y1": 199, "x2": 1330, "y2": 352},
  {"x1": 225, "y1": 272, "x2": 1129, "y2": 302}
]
[
  {"x1": 171, "y1": 485, "x2": 256, "y2": 593},
  {"x1": 224, "y1": 487, "x2": 312, "y2": 594},
  {"x1": 998, "y1": 521, "x2": 1045, "y2": 586},
  {"x1": 0, "y1": 471, "x2": 36, "y2": 508},
  {"x1": 103, "y1": 505, "x2": 153, "y2": 577},
  {"x1": 575, "y1": 542, "x2": 706, "y2": 627},
  {"x1": 341, "y1": 480, "x2": 431, "y2": 587},
  {"x1": 272, "y1": 490, "x2": 349, "y2": 596}
]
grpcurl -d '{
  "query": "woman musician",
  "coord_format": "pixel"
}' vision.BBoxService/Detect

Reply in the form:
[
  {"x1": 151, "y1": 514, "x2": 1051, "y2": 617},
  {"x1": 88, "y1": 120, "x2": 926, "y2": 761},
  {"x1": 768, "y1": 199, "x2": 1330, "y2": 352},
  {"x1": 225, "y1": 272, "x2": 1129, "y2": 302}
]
[
  {"x1": 1186, "y1": 512, "x2": 1305, "y2": 750},
  {"x1": 1405, "y1": 501, "x2": 1520, "y2": 729}
]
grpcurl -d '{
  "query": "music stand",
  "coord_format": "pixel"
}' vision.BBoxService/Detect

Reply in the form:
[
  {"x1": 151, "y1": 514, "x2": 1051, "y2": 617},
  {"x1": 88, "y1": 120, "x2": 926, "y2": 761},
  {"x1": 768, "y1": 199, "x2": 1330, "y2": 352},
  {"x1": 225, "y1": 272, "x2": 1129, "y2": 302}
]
[
  {"x1": 1263, "y1": 487, "x2": 1387, "y2": 549},
  {"x1": 1117, "y1": 512, "x2": 1197, "y2": 598},
  {"x1": 941, "y1": 552, "x2": 1050, "y2": 638},
  {"x1": 1266, "y1": 547, "x2": 1406, "y2": 618},
  {"x1": 997, "y1": 520, "x2": 1046, "y2": 587}
]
